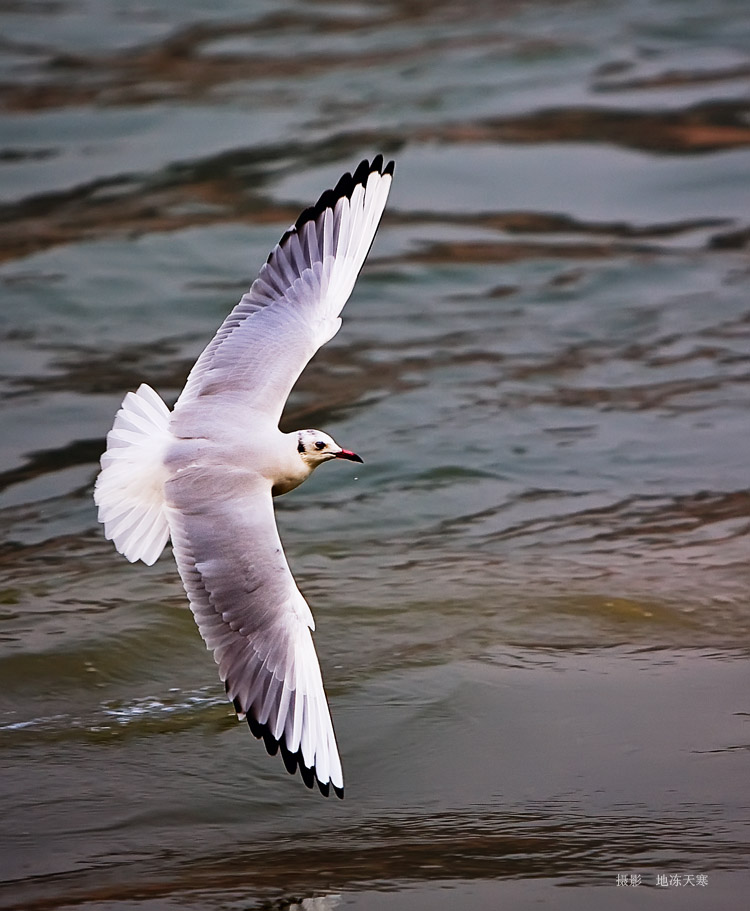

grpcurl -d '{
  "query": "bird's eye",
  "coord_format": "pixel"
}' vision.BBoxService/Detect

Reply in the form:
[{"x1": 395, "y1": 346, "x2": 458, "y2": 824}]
[{"x1": 315, "y1": 440, "x2": 327, "y2": 450}]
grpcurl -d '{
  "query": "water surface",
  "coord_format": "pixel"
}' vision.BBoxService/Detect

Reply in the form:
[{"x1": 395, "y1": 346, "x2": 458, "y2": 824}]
[{"x1": 1, "y1": 0, "x2": 749, "y2": 908}]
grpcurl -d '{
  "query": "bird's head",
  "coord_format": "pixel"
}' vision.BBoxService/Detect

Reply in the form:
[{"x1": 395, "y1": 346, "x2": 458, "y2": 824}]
[{"x1": 296, "y1": 429, "x2": 363, "y2": 468}]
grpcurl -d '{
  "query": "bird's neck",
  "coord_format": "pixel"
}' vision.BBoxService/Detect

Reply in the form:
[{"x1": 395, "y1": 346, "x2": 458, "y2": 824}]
[{"x1": 271, "y1": 432, "x2": 315, "y2": 497}]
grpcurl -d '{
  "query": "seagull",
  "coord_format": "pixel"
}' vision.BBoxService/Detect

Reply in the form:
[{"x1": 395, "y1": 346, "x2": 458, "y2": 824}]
[{"x1": 94, "y1": 156, "x2": 395, "y2": 798}]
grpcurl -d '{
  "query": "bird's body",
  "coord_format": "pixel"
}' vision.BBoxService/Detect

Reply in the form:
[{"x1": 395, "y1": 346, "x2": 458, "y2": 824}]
[
  {"x1": 95, "y1": 156, "x2": 394, "y2": 797},
  {"x1": 167, "y1": 420, "x2": 305, "y2": 495}
]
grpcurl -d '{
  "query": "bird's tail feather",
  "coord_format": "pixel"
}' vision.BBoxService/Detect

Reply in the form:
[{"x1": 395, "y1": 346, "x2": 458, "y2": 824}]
[{"x1": 94, "y1": 383, "x2": 172, "y2": 565}]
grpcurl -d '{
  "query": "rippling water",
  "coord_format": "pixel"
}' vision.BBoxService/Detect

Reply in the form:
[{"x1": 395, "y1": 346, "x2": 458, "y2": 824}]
[{"x1": 1, "y1": 0, "x2": 749, "y2": 908}]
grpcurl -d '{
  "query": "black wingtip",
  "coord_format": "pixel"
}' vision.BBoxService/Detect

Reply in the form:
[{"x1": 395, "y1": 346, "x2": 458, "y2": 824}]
[
  {"x1": 351, "y1": 157, "x2": 370, "y2": 188},
  {"x1": 263, "y1": 731, "x2": 279, "y2": 756},
  {"x1": 280, "y1": 741, "x2": 299, "y2": 775},
  {"x1": 292, "y1": 155, "x2": 394, "y2": 236},
  {"x1": 244, "y1": 712, "x2": 342, "y2": 798},
  {"x1": 299, "y1": 759, "x2": 315, "y2": 790}
]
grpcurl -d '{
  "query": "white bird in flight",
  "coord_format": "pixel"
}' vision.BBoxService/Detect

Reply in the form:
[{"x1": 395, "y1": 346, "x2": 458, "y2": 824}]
[{"x1": 94, "y1": 156, "x2": 395, "y2": 797}]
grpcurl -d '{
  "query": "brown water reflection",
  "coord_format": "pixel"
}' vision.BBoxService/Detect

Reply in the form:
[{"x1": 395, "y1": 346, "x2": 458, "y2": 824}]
[
  {"x1": 3, "y1": 808, "x2": 742, "y2": 910},
  {"x1": 1, "y1": 0, "x2": 749, "y2": 908},
  {"x1": 2, "y1": 648, "x2": 748, "y2": 909}
]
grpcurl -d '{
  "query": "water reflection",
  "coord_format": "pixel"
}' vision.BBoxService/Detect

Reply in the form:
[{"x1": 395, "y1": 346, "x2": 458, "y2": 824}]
[{"x1": 1, "y1": 0, "x2": 749, "y2": 907}]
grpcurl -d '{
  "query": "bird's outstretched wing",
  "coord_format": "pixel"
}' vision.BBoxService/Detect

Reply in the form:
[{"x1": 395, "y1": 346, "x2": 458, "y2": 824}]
[
  {"x1": 173, "y1": 155, "x2": 394, "y2": 425},
  {"x1": 166, "y1": 466, "x2": 344, "y2": 796}
]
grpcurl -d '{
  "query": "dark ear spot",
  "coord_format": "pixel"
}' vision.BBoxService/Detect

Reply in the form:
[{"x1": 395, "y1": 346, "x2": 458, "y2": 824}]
[{"x1": 297, "y1": 439, "x2": 305, "y2": 453}]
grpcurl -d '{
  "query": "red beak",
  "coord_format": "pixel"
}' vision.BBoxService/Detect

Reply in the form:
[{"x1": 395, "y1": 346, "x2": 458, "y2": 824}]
[{"x1": 335, "y1": 448, "x2": 364, "y2": 464}]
